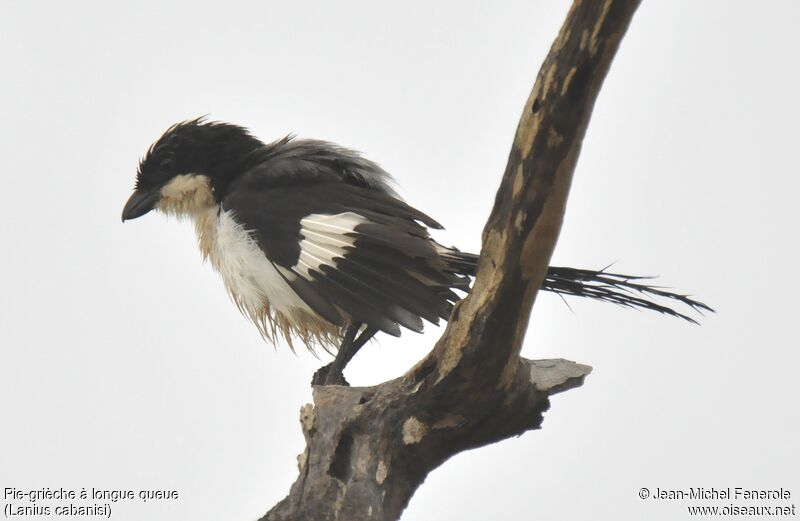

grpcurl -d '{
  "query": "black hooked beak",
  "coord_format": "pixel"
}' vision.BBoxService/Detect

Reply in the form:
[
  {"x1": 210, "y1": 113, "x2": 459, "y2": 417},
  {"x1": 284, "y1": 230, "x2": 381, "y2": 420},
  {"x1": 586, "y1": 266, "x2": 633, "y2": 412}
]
[{"x1": 122, "y1": 189, "x2": 160, "y2": 222}]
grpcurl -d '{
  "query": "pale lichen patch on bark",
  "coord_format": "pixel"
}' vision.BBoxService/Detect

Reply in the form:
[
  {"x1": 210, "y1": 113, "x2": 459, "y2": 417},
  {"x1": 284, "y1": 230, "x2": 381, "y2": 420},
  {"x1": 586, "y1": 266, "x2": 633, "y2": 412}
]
[
  {"x1": 522, "y1": 80, "x2": 543, "y2": 118},
  {"x1": 547, "y1": 127, "x2": 564, "y2": 148},
  {"x1": 517, "y1": 101, "x2": 544, "y2": 160},
  {"x1": 479, "y1": 228, "x2": 508, "y2": 284},
  {"x1": 512, "y1": 164, "x2": 525, "y2": 197},
  {"x1": 520, "y1": 218, "x2": 557, "y2": 282},
  {"x1": 436, "y1": 226, "x2": 504, "y2": 382},
  {"x1": 514, "y1": 211, "x2": 525, "y2": 233},
  {"x1": 542, "y1": 63, "x2": 558, "y2": 100},
  {"x1": 353, "y1": 441, "x2": 372, "y2": 476},
  {"x1": 555, "y1": 28, "x2": 572, "y2": 51},
  {"x1": 375, "y1": 460, "x2": 388, "y2": 485},
  {"x1": 580, "y1": 29, "x2": 590, "y2": 50},
  {"x1": 402, "y1": 417, "x2": 428, "y2": 445},
  {"x1": 435, "y1": 329, "x2": 465, "y2": 381},
  {"x1": 300, "y1": 403, "x2": 315, "y2": 432},
  {"x1": 590, "y1": 0, "x2": 613, "y2": 54},
  {"x1": 561, "y1": 67, "x2": 578, "y2": 96}
]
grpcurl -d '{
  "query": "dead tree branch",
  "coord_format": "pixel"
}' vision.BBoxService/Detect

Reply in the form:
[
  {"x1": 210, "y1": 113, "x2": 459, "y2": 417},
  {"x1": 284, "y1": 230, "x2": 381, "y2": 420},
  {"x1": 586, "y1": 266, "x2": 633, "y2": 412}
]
[{"x1": 260, "y1": 1, "x2": 641, "y2": 519}]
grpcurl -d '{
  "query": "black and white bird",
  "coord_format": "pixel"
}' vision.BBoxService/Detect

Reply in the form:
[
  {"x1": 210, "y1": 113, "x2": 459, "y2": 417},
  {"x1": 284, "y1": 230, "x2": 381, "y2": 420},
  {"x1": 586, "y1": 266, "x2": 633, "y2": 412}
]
[{"x1": 122, "y1": 119, "x2": 710, "y2": 384}]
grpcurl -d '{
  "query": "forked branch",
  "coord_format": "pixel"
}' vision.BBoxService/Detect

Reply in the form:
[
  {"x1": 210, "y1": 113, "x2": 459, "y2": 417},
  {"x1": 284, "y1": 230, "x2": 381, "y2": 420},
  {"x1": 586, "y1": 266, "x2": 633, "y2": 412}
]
[{"x1": 261, "y1": 1, "x2": 641, "y2": 520}]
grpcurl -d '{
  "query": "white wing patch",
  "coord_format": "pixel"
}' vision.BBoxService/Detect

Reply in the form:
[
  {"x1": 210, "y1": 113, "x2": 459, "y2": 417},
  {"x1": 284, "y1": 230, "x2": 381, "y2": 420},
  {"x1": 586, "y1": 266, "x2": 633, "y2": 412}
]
[{"x1": 294, "y1": 212, "x2": 366, "y2": 278}]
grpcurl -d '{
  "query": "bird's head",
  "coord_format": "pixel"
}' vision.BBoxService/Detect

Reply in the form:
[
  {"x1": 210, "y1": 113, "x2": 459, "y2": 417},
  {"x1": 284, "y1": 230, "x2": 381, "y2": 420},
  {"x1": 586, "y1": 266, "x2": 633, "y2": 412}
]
[{"x1": 122, "y1": 118, "x2": 262, "y2": 221}]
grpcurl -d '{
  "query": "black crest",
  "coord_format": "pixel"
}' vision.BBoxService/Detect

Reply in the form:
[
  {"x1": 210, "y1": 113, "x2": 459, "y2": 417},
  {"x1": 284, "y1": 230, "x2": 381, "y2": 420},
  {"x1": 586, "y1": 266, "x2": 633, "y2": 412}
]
[{"x1": 135, "y1": 118, "x2": 263, "y2": 195}]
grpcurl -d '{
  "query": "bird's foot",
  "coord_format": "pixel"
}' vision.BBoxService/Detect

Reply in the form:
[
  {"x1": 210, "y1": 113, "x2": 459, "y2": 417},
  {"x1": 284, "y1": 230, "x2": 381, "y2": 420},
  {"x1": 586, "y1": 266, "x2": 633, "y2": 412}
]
[{"x1": 311, "y1": 363, "x2": 350, "y2": 386}]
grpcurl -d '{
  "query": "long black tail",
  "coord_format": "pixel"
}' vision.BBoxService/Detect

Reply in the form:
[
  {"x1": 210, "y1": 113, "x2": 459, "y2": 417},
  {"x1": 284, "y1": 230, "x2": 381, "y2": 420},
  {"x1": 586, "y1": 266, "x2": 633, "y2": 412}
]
[
  {"x1": 542, "y1": 266, "x2": 713, "y2": 323},
  {"x1": 440, "y1": 249, "x2": 713, "y2": 323}
]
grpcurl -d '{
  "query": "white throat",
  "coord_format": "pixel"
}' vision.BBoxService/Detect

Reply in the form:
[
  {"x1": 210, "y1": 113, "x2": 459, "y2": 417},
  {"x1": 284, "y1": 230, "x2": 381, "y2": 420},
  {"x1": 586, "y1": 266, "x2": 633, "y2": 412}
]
[{"x1": 156, "y1": 174, "x2": 216, "y2": 218}]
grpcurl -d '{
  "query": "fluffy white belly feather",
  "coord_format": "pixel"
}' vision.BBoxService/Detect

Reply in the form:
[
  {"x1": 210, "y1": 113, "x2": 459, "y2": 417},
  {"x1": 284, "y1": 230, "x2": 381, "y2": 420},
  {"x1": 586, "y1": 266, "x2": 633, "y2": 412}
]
[
  {"x1": 211, "y1": 209, "x2": 311, "y2": 317},
  {"x1": 194, "y1": 208, "x2": 350, "y2": 349}
]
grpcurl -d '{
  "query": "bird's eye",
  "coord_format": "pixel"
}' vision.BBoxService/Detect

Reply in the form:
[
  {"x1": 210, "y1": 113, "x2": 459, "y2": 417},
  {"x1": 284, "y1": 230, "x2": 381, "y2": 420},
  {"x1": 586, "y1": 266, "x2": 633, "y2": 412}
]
[{"x1": 159, "y1": 157, "x2": 174, "y2": 173}]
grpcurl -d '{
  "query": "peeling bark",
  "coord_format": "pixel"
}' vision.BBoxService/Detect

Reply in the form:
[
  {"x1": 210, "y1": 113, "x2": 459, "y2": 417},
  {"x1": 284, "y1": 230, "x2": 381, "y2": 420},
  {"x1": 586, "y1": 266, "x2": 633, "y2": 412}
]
[{"x1": 260, "y1": 1, "x2": 641, "y2": 519}]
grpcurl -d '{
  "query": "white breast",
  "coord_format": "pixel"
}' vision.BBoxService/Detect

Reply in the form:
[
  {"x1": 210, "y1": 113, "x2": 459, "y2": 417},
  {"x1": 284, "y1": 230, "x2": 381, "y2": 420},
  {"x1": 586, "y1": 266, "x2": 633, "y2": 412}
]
[
  {"x1": 187, "y1": 199, "x2": 364, "y2": 348},
  {"x1": 203, "y1": 209, "x2": 314, "y2": 323}
]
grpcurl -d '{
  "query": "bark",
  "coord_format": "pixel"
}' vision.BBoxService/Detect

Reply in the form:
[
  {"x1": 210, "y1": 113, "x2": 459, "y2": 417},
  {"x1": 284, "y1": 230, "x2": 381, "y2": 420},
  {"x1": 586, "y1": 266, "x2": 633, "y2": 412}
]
[{"x1": 260, "y1": 1, "x2": 641, "y2": 519}]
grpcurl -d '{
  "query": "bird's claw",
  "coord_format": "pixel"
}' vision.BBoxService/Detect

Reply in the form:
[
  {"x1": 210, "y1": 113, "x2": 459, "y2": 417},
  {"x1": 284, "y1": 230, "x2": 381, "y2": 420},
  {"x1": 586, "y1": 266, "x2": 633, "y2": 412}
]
[{"x1": 311, "y1": 363, "x2": 350, "y2": 386}]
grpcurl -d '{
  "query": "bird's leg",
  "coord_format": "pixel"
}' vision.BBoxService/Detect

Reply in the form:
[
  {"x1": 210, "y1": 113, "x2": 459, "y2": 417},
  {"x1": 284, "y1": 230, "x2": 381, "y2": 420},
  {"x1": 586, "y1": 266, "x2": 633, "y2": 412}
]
[
  {"x1": 324, "y1": 323, "x2": 361, "y2": 385},
  {"x1": 341, "y1": 326, "x2": 378, "y2": 367},
  {"x1": 312, "y1": 323, "x2": 359, "y2": 386},
  {"x1": 323, "y1": 325, "x2": 378, "y2": 385},
  {"x1": 312, "y1": 324, "x2": 378, "y2": 386}
]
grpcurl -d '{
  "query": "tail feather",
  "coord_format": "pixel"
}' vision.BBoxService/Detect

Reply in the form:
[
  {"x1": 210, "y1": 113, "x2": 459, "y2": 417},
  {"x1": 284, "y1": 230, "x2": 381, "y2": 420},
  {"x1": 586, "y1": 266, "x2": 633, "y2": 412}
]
[
  {"x1": 439, "y1": 248, "x2": 712, "y2": 323},
  {"x1": 542, "y1": 266, "x2": 713, "y2": 323}
]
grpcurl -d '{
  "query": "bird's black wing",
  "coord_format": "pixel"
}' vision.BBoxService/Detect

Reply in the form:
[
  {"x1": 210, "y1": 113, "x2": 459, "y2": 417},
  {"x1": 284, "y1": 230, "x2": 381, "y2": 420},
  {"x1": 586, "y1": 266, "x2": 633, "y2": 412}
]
[{"x1": 221, "y1": 175, "x2": 469, "y2": 338}]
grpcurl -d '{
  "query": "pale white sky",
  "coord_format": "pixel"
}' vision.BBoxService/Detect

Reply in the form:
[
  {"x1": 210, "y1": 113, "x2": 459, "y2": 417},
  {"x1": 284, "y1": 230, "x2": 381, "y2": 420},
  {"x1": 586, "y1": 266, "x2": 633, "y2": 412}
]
[{"x1": 1, "y1": 1, "x2": 798, "y2": 520}]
